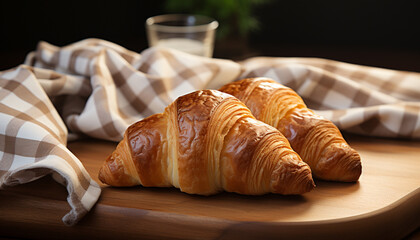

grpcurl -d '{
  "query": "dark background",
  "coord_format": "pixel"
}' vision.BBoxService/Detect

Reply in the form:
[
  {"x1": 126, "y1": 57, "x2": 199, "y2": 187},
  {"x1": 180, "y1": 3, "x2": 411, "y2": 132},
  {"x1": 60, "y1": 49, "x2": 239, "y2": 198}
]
[{"x1": 1, "y1": 0, "x2": 420, "y2": 72}]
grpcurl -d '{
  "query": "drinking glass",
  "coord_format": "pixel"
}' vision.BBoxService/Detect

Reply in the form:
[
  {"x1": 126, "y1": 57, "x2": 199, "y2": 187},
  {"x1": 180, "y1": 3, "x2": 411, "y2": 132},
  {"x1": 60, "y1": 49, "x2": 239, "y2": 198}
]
[{"x1": 146, "y1": 14, "x2": 219, "y2": 57}]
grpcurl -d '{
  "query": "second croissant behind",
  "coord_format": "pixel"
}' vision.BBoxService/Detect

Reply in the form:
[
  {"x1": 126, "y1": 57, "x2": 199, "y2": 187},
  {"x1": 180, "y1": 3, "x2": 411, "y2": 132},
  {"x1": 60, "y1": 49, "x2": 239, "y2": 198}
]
[{"x1": 220, "y1": 78, "x2": 362, "y2": 182}]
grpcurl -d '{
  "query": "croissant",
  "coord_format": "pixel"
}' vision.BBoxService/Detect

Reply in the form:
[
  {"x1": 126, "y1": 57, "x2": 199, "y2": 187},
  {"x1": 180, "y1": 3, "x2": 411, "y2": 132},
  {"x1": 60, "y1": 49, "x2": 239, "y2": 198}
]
[
  {"x1": 98, "y1": 90, "x2": 315, "y2": 195},
  {"x1": 219, "y1": 78, "x2": 362, "y2": 182}
]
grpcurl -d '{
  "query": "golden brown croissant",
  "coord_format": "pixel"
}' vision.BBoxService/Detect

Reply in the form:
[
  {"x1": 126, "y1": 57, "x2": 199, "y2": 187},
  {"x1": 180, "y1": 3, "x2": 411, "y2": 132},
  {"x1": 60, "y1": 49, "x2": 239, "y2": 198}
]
[
  {"x1": 98, "y1": 90, "x2": 315, "y2": 195},
  {"x1": 219, "y1": 78, "x2": 362, "y2": 182}
]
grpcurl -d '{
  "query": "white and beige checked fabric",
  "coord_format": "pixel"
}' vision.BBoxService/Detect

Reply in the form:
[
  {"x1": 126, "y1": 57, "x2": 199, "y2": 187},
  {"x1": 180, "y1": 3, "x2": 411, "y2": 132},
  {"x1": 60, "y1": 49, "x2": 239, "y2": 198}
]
[
  {"x1": 24, "y1": 39, "x2": 241, "y2": 141},
  {"x1": 240, "y1": 57, "x2": 420, "y2": 138},
  {"x1": 1, "y1": 38, "x2": 420, "y2": 225},
  {"x1": 0, "y1": 65, "x2": 101, "y2": 225}
]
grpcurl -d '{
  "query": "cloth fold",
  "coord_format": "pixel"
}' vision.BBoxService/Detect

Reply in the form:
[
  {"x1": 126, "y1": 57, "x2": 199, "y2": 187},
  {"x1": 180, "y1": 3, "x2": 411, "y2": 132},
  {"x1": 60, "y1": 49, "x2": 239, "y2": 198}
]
[
  {"x1": 0, "y1": 65, "x2": 100, "y2": 225},
  {"x1": 1, "y1": 38, "x2": 420, "y2": 225}
]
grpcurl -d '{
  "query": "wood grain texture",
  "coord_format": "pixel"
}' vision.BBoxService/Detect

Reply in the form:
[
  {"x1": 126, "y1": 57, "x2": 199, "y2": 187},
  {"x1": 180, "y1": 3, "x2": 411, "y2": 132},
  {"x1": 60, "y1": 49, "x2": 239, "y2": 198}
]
[{"x1": 1, "y1": 134, "x2": 420, "y2": 240}]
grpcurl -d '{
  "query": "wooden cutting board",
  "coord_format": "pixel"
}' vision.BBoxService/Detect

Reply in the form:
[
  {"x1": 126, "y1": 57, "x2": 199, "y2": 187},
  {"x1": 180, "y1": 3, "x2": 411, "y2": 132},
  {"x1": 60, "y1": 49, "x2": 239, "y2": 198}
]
[{"x1": 1, "y1": 134, "x2": 420, "y2": 239}]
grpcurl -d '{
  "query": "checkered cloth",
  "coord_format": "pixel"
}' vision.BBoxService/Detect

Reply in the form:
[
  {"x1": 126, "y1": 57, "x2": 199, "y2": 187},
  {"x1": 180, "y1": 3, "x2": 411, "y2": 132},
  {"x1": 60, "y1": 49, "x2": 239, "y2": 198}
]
[
  {"x1": 0, "y1": 65, "x2": 101, "y2": 225},
  {"x1": 1, "y1": 39, "x2": 419, "y2": 225},
  {"x1": 241, "y1": 58, "x2": 420, "y2": 137}
]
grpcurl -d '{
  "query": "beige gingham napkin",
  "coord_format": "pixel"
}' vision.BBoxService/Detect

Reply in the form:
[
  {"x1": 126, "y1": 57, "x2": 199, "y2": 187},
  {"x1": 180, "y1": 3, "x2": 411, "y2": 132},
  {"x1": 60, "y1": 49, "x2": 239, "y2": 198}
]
[
  {"x1": 1, "y1": 39, "x2": 419, "y2": 225},
  {"x1": 0, "y1": 65, "x2": 101, "y2": 225},
  {"x1": 241, "y1": 57, "x2": 420, "y2": 138}
]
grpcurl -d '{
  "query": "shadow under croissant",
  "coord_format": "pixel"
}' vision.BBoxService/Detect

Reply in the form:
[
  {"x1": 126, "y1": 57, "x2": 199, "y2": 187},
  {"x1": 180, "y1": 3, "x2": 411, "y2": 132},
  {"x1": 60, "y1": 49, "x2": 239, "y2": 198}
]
[
  {"x1": 98, "y1": 179, "x2": 361, "y2": 221},
  {"x1": 99, "y1": 184, "x2": 312, "y2": 219},
  {"x1": 312, "y1": 180, "x2": 361, "y2": 196}
]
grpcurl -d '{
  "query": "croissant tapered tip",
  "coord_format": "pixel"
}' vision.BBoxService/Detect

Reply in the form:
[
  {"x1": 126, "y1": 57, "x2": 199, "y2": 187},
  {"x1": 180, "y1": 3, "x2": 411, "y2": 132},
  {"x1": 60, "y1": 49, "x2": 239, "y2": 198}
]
[
  {"x1": 315, "y1": 143, "x2": 362, "y2": 182},
  {"x1": 284, "y1": 172, "x2": 315, "y2": 195},
  {"x1": 292, "y1": 167, "x2": 316, "y2": 195},
  {"x1": 98, "y1": 156, "x2": 113, "y2": 185},
  {"x1": 98, "y1": 151, "x2": 140, "y2": 187},
  {"x1": 338, "y1": 155, "x2": 362, "y2": 182},
  {"x1": 271, "y1": 161, "x2": 315, "y2": 195},
  {"x1": 300, "y1": 168, "x2": 317, "y2": 191}
]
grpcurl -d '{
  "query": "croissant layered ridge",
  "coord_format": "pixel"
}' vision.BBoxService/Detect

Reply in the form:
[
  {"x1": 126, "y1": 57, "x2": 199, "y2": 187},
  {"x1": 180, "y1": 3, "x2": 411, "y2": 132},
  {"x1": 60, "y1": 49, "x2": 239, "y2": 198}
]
[
  {"x1": 219, "y1": 78, "x2": 362, "y2": 182},
  {"x1": 98, "y1": 90, "x2": 315, "y2": 195}
]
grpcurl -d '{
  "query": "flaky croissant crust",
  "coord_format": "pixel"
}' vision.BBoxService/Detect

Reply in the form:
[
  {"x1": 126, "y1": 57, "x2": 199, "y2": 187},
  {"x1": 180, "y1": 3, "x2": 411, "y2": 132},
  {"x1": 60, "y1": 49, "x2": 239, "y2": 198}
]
[
  {"x1": 99, "y1": 90, "x2": 315, "y2": 195},
  {"x1": 219, "y1": 78, "x2": 362, "y2": 182}
]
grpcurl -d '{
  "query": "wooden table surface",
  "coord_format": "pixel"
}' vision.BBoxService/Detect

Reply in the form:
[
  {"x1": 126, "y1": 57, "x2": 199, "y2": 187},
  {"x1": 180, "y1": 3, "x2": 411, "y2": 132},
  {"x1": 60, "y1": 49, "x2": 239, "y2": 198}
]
[{"x1": 1, "y1": 134, "x2": 420, "y2": 240}]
